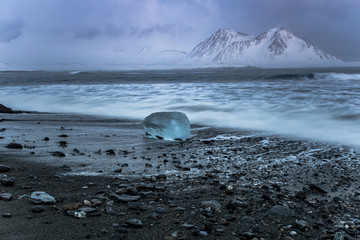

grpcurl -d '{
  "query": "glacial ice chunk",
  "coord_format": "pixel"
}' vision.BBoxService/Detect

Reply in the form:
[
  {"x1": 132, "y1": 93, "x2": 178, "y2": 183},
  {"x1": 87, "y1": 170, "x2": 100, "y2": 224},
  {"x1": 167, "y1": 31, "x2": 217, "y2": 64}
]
[{"x1": 142, "y1": 112, "x2": 190, "y2": 141}]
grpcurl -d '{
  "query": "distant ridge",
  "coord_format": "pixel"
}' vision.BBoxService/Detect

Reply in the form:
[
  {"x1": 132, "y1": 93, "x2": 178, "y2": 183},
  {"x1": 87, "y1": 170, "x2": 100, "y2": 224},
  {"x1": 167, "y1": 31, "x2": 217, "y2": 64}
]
[{"x1": 189, "y1": 27, "x2": 341, "y2": 66}]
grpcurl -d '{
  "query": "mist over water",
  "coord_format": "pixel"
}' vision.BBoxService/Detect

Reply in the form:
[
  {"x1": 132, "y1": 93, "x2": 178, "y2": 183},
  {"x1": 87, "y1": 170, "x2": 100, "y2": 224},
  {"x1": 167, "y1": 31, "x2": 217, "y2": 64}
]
[{"x1": 1, "y1": 68, "x2": 360, "y2": 146}]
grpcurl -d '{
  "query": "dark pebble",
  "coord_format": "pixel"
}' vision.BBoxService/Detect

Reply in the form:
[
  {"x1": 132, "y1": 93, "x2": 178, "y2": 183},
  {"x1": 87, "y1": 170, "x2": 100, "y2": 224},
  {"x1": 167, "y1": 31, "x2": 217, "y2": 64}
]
[
  {"x1": 155, "y1": 207, "x2": 165, "y2": 214},
  {"x1": 58, "y1": 134, "x2": 68, "y2": 138},
  {"x1": 192, "y1": 230, "x2": 208, "y2": 237},
  {"x1": 6, "y1": 142, "x2": 23, "y2": 149},
  {"x1": 2, "y1": 213, "x2": 11, "y2": 218},
  {"x1": 52, "y1": 151, "x2": 66, "y2": 157},
  {"x1": 309, "y1": 184, "x2": 327, "y2": 194},
  {"x1": 266, "y1": 205, "x2": 294, "y2": 216},
  {"x1": 106, "y1": 149, "x2": 116, "y2": 155},
  {"x1": 203, "y1": 221, "x2": 213, "y2": 231},
  {"x1": 128, "y1": 202, "x2": 147, "y2": 211},
  {"x1": 118, "y1": 228, "x2": 129, "y2": 233},
  {"x1": 126, "y1": 219, "x2": 143, "y2": 228},
  {"x1": 182, "y1": 223, "x2": 195, "y2": 229},
  {"x1": 0, "y1": 193, "x2": 13, "y2": 201},
  {"x1": 295, "y1": 191, "x2": 307, "y2": 200},
  {"x1": 113, "y1": 168, "x2": 122, "y2": 173},
  {"x1": 59, "y1": 141, "x2": 67, "y2": 147},
  {"x1": 32, "y1": 205, "x2": 45, "y2": 213},
  {"x1": 109, "y1": 193, "x2": 141, "y2": 202},
  {"x1": 156, "y1": 174, "x2": 167, "y2": 180},
  {"x1": 105, "y1": 206, "x2": 116, "y2": 215},
  {"x1": 224, "y1": 214, "x2": 235, "y2": 221},
  {"x1": 43, "y1": 137, "x2": 50, "y2": 141},
  {"x1": 1, "y1": 177, "x2": 15, "y2": 187},
  {"x1": 0, "y1": 164, "x2": 10, "y2": 173}
]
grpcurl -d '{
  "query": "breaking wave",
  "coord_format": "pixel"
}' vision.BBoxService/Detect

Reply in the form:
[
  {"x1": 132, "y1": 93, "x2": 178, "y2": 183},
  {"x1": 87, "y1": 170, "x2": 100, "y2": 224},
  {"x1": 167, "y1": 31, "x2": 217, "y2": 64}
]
[
  {"x1": 264, "y1": 72, "x2": 360, "y2": 81},
  {"x1": 314, "y1": 73, "x2": 360, "y2": 81},
  {"x1": 1, "y1": 69, "x2": 360, "y2": 146}
]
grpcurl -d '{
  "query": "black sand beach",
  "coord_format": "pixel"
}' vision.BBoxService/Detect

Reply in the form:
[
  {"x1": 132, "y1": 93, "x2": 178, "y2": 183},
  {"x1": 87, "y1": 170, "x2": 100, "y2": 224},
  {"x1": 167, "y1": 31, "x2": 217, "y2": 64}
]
[{"x1": 1, "y1": 112, "x2": 360, "y2": 239}]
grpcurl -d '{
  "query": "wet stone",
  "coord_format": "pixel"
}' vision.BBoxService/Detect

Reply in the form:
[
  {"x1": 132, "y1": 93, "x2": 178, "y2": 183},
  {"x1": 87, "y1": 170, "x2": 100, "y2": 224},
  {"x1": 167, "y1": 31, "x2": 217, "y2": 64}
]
[
  {"x1": 110, "y1": 193, "x2": 141, "y2": 202},
  {"x1": 203, "y1": 221, "x2": 213, "y2": 231},
  {"x1": 0, "y1": 164, "x2": 10, "y2": 172},
  {"x1": 105, "y1": 206, "x2": 116, "y2": 215},
  {"x1": 0, "y1": 193, "x2": 12, "y2": 201},
  {"x1": 182, "y1": 223, "x2": 195, "y2": 229},
  {"x1": 6, "y1": 142, "x2": 23, "y2": 149},
  {"x1": 106, "y1": 149, "x2": 116, "y2": 155},
  {"x1": 1, "y1": 177, "x2": 15, "y2": 187},
  {"x1": 149, "y1": 212, "x2": 160, "y2": 220},
  {"x1": 79, "y1": 207, "x2": 97, "y2": 213},
  {"x1": 32, "y1": 205, "x2": 45, "y2": 213},
  {"x1": 52, "y1": 151, "x2": 66, "y2": 157},
  {"x1": 126, "y1": 219, "x2": 143, "y2": 228},
  {"x1": 156, "y1": 174, "x2": 167, "y2": 180},
  {"x1": 2, "y1": 213, "x2": 11, "y2": 218},
  {"x1": 31, "y1": 191, "x2": 56, "y2": 204},
  {"x1": 192, "y1": 230, "x2": 208, "y2": 237},
  {"x1": 224, "y1": 214, "x2": 235, "y2": 221},
  {"x1": 295, "y1": 191, "x2": 307, "y2": 200},
  {"x1": 295, "y1": 219, "x2": 308, "y2": 230},
  {"x1": 266, "y1": 205, "x2": 294, "y2": 216},
  {"x1": 128, "y1": 202, "x2": 147, "y2": 211},
  {"x1": 309, "y1": 184, "x2": 327, "y2": 194},
  {"x1": 215, "y1": 228, "x2": 225, "y2": 234},
  {"x1": 155, "y1": 207, "x2": 165, "y2": 214},
  {"x1": 201, "y1": 200, "x2": 222, "y2": 212},
  {"x1": 174, "y1": 207, "x2": 186, "y2": 212}
]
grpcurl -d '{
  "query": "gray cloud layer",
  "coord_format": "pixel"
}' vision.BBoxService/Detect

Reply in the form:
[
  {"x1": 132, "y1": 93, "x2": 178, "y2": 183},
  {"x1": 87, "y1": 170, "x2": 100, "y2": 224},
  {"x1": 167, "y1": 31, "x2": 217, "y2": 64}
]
[
  {"x1": 0, "y1": 20, "x2": 24, "y2": 42},
  {"x1": 0, "y1": 0, "x2": 359, "y2": 69}
]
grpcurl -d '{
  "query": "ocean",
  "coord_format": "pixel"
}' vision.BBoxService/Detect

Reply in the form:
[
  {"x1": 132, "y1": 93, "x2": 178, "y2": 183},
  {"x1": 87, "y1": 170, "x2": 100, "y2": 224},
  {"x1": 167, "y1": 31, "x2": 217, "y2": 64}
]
[{"x1": 1, "y1": 67, "x2": 360, "y2": 146}]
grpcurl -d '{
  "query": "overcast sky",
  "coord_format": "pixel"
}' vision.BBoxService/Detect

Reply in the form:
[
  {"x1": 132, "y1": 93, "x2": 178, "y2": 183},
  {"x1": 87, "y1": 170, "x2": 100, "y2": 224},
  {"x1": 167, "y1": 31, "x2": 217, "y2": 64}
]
[{"x1": 0, "y1": 0, "x2": 359, "y2": 69}]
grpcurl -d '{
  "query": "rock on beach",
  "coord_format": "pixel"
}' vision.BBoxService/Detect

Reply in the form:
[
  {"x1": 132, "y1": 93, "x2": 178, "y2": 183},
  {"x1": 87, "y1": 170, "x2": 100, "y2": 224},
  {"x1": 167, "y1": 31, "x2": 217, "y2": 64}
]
[
  {"x1": 0, "y1": 104, "x2": 14, "y2": 113},
  {"x1": 30, "y1": 191, "x2": 56, "y2": 204}
]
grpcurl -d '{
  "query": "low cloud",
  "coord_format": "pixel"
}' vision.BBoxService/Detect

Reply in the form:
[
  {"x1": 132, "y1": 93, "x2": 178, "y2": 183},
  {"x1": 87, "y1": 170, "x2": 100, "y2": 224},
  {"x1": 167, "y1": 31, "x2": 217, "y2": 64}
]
[
  {"x1": 0, "y1": 20, "x2": 24, "y2": 42},
  {"x1": 74, "y1": 28, "x2": 102, "y2": 39}
]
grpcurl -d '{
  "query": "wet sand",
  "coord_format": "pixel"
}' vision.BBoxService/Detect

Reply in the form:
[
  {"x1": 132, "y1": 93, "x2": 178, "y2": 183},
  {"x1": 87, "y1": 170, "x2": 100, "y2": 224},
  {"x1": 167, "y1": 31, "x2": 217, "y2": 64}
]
[{"x1": 1, "y1": 112, "x2": 360, "y2": 239}]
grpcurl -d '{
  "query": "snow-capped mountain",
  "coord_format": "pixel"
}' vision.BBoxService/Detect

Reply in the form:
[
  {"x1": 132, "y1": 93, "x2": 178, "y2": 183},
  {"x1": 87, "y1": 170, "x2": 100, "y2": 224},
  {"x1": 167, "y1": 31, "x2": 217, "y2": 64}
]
[{"x1": 189, "y1": 27, "x2": 341, "y2": 66}]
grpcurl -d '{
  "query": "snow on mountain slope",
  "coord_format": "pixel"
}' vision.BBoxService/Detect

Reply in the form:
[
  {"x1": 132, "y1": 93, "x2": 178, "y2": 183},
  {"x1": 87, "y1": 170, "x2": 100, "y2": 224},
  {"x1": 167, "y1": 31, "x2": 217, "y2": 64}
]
[
  {"x1": 189, "y1": 27, "x2": 341, "y2": 67},
  {"x1": 189, "y1": 29, "x2": 251, "y2": 60}
]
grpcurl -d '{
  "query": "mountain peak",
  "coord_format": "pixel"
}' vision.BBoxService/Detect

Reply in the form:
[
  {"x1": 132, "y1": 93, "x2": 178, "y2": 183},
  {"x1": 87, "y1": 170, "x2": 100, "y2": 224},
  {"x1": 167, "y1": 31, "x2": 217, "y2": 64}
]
[
  {"x1": 214, "y1": 28, "x2": 248, "y2": 38},
  {"x1": 189, "y1": 26, "x2": 341, "y2": 66}
]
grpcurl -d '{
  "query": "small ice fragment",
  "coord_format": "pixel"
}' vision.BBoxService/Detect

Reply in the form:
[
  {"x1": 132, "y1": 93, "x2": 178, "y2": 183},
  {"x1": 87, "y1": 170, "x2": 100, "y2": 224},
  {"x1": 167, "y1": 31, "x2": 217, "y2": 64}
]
[{"x1": 142, "y1": 112, "x2": 190, "y2": 141}]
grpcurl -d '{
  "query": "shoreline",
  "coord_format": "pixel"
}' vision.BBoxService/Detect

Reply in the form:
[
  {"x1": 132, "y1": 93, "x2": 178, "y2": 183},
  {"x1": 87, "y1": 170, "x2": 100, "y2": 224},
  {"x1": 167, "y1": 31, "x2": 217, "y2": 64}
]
[{"x1": 1, "y1": 112, "x2": 360, "y2": 239}]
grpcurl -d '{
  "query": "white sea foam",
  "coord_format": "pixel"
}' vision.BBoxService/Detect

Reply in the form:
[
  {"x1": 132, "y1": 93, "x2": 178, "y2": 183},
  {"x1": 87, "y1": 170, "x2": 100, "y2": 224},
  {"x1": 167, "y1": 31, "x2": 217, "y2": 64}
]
[
  {"x1": 314, "y1": 73, "x2": 360, "y2": 81},
  {"x1": 1, "y1": 71, "x2": 360, "y2": 146},
  {"x1": 69, "y1": 70, "x2": 82, "y2": 75}
]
